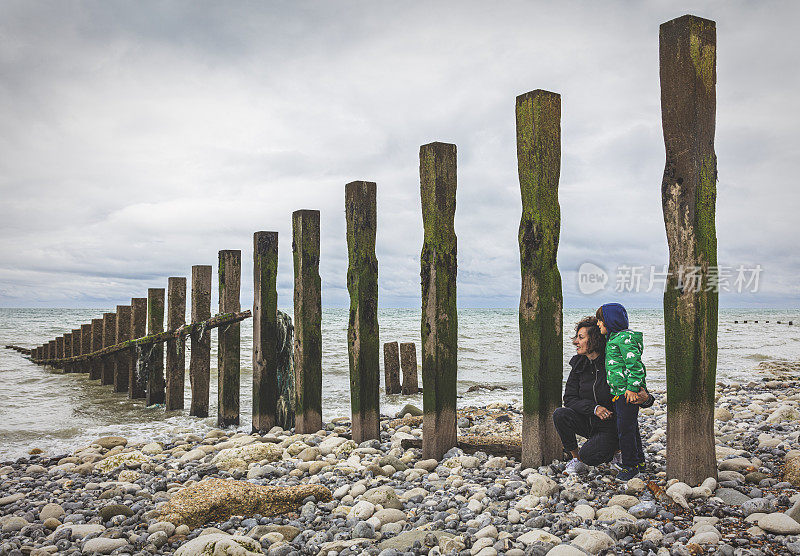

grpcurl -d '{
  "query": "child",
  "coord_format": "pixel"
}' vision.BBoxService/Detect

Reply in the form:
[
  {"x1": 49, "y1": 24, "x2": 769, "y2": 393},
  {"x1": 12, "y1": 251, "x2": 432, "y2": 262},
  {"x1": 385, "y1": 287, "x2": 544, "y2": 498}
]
[{"x1": 596, "y1": 302, "x2": 646, "y2": 480}]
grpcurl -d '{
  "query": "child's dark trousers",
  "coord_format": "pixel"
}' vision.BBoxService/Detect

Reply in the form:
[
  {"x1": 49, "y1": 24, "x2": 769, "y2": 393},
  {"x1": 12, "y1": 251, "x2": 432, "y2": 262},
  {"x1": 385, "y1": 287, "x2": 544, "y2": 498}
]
[{"x1": 614, "y1": 395, "x2": 645, "y2": 467}]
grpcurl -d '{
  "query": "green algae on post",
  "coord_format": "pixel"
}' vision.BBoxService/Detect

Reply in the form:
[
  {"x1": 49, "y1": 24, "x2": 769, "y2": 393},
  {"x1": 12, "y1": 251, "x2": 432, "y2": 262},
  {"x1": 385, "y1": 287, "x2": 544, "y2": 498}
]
[
  {"x1": 218, "y1": 250, "x2": 242, "y2": 428},
  {"x1": 660, "y1": 14, "x2": 718, "y2": 484},
  {"x1": 253, "y1": 232, "x2": 279, "y2": 433},
  {"x1": 400, "y1": 342, "x2": 419, "y2": 395},
  {"x1": 129, "y1": 298, "x2": 148, "y2": 399},
  {"x1": 89, "y1": 320, "x2": 102, "y2": 379},
  {"x1": 515, "y1": 89, "x2": 564, "y2": 468},
  {"x1": 114, "y1": 305, "x2": 131, "y2": 393},
  {"x1": 101, "y1": 313, "x2": 116, "y2": 384},
  {"x1": 292, "y1": 209, "x2": 323, "y2": 434},
  {"x1": 383, "y1": 341, "x2": 401, "y2": 395},
  {"x1": 419, "y1": 142, "x2": 458, "y2": 461},
  {"x1": 166, "y1": 277, "x2": 187, "y2": 411},
  {"x1": 190, "y1": 265, "x2": 212, "y2": 417},
  {"x1": 345, "y1": 181, "x2": 380, "y2": 443},
  {"x1": 80, "y1": 323, "x2": 91, "y2": 373}
]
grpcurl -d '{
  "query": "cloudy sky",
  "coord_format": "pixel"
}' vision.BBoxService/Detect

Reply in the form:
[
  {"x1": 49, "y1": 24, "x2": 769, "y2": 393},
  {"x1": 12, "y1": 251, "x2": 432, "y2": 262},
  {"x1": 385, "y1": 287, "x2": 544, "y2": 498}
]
[{"x1": 1, "y1": 1, "x2": 797, "y2": 310}]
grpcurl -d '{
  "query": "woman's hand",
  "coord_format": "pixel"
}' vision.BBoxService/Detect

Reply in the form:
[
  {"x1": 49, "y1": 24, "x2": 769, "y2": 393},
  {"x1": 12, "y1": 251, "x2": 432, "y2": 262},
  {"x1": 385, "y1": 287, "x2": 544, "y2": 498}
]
[
  {"x1": 594, "y1": 406, "x2": 612, "y2": 420},
  {"x1": 624, "y1": 389, "x2": 640, "y2": 403}
]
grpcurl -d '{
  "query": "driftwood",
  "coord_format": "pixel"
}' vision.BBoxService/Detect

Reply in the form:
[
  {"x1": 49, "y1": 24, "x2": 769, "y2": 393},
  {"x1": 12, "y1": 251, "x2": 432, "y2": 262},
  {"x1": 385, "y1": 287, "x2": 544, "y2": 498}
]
[
  {"x1": 31, "y1": 310, "x2": 252, "y2": 364},
  {"x1": 400, "y1": 434, "x2": 522, "y2": 459}
]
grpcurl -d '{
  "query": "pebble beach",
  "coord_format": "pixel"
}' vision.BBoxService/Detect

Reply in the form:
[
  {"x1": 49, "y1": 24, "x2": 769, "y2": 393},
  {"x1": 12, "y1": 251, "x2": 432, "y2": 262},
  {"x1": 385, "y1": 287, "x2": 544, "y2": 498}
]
[{"x1": 2, "y1": 362, "x2": 800, "y2": 556}]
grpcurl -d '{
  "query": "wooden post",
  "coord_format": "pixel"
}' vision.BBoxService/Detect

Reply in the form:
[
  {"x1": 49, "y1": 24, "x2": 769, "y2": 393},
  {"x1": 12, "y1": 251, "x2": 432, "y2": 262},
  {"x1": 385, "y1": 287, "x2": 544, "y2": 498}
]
[
  {"x1": 90, "y1": 319, "x2": 103, "y2": 379},
  {"x1": 114, "y1": 305, "x2": 131, "y2": 393},
  {"x1": 516, "y1": 89, "x2": 564, "y2": 468},
  {"x1": 400, "y1": 342, "x2": 419, "y2": 394},
  {"x1": 146, "y1": 288, "x2": 166, "y2": 405},
  {"x1": 419, "y1": 142, "x2": 458, "y2": 460},
  {"x1": 72, "y1": 329, "x2": 82, "y2": 371},
  {"x1": 253, "y1": 232, "x2": 279, "y2": 433},
  {"x1": 101, "y1": 313, "x2": 116, "y2": 384},
  {"x1": 129, "y1": 298, "x2": 147, "y2": 398},
  {"x1": 65, "y1": 332, "x2": 74, "y2": 372},
  {"x1": 56, "y1": 336, "x2": 64, "y2": 369},
  {"x1": 81, "y1": 324, "x2": 91, "y2": 373},
  {"x1": 218, "y1": 250, "x2": 241, "y2": 427},
  {"x1": 345, "y1": 181, "x2": 380, "y2": 443},
  {"x1": 166, "y1": 277, "x2": 187, "y2": 411},
  {"x1": 660, "y1": 14, "x2": 719, "y2": 484},
  {"x1": 48, "y1": 340, "x2": 56, "y2": 368},
  {"x1": 190, "y1": 265, "x2": 212, "y2": 417},
  {"x1": 292, "y1": 209, "x2": 323, "y2": 434},
  {"x1": 383, "y1": 342, "x2": 401, "y2": 394}
]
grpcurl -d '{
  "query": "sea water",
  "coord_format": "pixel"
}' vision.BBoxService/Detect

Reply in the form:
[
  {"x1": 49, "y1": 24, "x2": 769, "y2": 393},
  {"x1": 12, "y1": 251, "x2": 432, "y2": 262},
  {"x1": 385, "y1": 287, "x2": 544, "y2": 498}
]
[{"x1": 1, "y1": 307, "x2": 798, "y2": 461}]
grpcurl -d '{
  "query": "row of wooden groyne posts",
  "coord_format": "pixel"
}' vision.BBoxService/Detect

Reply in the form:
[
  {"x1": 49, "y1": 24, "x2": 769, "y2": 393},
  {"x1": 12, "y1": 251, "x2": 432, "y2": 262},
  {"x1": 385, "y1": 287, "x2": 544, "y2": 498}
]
[{"x1": 7, "y1": 15, "x2": 729, "y2": 484}]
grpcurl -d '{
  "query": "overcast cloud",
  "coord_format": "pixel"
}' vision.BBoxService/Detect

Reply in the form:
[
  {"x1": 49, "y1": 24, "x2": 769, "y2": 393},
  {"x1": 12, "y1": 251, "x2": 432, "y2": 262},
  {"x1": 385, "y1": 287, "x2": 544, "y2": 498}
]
[{"x1": 1, "y1": 0, "x2": 798, "y2": 310}]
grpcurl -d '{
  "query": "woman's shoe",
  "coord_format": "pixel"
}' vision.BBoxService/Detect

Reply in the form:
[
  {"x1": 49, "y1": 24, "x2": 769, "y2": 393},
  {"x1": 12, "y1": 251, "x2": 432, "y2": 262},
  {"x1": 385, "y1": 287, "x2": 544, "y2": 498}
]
[
  {"x1": 610, "y1": 451, "x2": 623, "y2": 470},
  {"x1": 616, "y1": 465, "x2": 640, "y2": 481}
]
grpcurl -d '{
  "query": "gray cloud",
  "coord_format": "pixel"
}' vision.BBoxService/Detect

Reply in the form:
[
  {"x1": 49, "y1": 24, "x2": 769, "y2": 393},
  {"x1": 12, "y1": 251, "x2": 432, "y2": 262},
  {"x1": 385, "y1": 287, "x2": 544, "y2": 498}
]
[{"x1": 1, "y1": 0, "x2": 797, "y2": 309}]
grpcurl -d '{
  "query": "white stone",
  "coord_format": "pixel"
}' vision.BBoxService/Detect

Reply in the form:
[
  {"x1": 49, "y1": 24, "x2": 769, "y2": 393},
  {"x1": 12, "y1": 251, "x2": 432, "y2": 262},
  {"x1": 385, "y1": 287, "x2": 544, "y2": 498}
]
[
  {"x1": 374, "y1": 508, "x2": 406, "y2": 526},
  {"x1": 475, "y1": 525, "x2": 498, "y2": 539},
  {"x1": 174, "y1": 533, "x2": 262, "y2": 556},
  {"x1": 571, "y1": 530, "x2": 616, "y2": 554},
  {"x1": 527, "y1": 473, "x2": 559, "y2": 498},
  {"x1": 507, "y1": 509, "x2": 521, "y2": 524},
  {"x1": 55, "y1": 523, "x2": 104, "y2": 540},
  {"x1": 642, "y1": 527, "x2": 663, "y2": 543},
  {"x1": 595, "y1": 505, "x2": 635, "y2": 522},
  {"x1": 545, "y1": 546, "x2": 585, "y2": 556},
  {"x1": 517, "y1": 529, "x2": 561, "y2": 546},
  {"x1": 666, "y1": 482, "x2": 692, "y2": 508},
  {"x1": 349, "y1": 500, "x2": 375, "y2": 520},
  {"x1": 81, "y1": 537, "x2": 128, "y2": 554},
  {"x1": 688, "y1": 531, "x2": 721, "y2": 544},
  {"x1": 572, "y1": 504, "x2": 595, "y2": 521},
  {"x1": 608, "y1": 494, "x2": 639, "y2": 509},
  {"x1": 470, "y1": 537, "x2": 494, "y2": 555},
  {"x1": 758, "y1": 512, "x2": 800, "y2": 535}
]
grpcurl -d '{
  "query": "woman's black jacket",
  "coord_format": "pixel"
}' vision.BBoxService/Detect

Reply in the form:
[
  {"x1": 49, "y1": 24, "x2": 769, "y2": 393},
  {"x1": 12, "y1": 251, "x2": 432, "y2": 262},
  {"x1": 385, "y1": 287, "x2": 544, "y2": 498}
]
[{"x1": 563, "y1": 354, "x2": 615, "y2": 429}]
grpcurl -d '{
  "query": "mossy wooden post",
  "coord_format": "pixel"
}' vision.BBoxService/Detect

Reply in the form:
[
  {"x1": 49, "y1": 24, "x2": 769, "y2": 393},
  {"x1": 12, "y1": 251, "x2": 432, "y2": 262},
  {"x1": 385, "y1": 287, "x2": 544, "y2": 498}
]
[
  {"x1": 114, "y1": 305, "x2": 131, "y2": 393},
  {"x1": 146, "y1": 288, "x2": 166, "y2": 405},
  {"x1": 190, "y1": 265, "x2": 212, "y2": 417},
  {"x1": 420, "y1": 142, "x2": 458, "y2": 461},
  {"x1": 218, "y1": 250, "x2": 241, "y2": 427},
  {"x1": 130, "y1": 298, "x2": 147, "y2": 398},
  {"x1": 383, "y1": 342, "x2": 401, "y2": 394},
  {"x1": 80, "y1": 324, "x2": 91, "y2": 373},
  {"x1": 56, "y1": 336, "x2": 65, "y2": 370},
  {"x1": 71, "y1": 330, "x2": 82, "y2": 372},
  {"x1": 660, "y1": 15, "x2": 719, "y2": 484},
  {"x1": 253, "y1": 232, "x2": 279, "y2": 433},
  {"x1": 292, "y1": 209, "x2": 323, "y2": 434},
  {"x1": 345, "y1": 181, "x2": 380, "y2": 443},
  {"x1": 48, "y1": 340, "x2": 56, "y2": 368},
  {"x1": 65, "y1": 332, "x2": 75, "y2": 372},
  {"x1": 166, "y1": 277, "x2": 187, "y2": 411},
  {"x1": 89, "y1": 320, "x2": 102, "y2": 379},
  {"x1": 400, "y1": 342, "x2": 419, "y2": 394},
  {"x1": 516, "y1": 90, "x2": 564, "y2": 468},
  {"x1": 101, "y1": 313, "x2": 116, "y2": 384}
]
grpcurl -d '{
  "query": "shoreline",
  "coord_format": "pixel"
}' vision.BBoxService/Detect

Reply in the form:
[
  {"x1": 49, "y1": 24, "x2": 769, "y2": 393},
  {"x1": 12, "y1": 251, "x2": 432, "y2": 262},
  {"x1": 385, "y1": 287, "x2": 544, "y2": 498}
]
[{"x1": 0, "y1": 364, "x2": 798, "y2": 555}]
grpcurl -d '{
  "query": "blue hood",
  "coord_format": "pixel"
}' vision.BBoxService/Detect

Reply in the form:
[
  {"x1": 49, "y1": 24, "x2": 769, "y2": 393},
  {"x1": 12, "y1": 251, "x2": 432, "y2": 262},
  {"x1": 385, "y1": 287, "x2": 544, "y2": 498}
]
[{"x1": 600, "y1": 303, "x2": 629, "y2": 334}]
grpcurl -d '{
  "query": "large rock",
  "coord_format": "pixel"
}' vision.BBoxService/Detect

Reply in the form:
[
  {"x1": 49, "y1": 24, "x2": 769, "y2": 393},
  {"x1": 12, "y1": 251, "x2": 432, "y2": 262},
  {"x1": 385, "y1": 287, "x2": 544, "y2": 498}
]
[
  {"x1": 94, "y1": 436, "x2": 128, "y2": 449},
  {"x1": 39, "y1": 503, "x2": 65, "y2": 521},
  {"x1": 571, "y1": 530, "x2": 615, "y2": 554},
  {"x1": 81, "y1": 537, "x2": 129, "y2": 554},
  {"x1": 174, "y1": 533, "x2": 262, "y2": 556},
  {"x1": 318, "y1": 436, "x2": 348, "y2": 456},
  {"x1": 714, "y1": 407, "x2": 733, "y2": 421},
  {"x1": 362, "y1": 486, "x2": 403, "y2": 510},
  {"x1": 94, "y1": 451, "x2": 148, "y2": 473},
  {"x1": 766, "y1": 405, "x2": 799, "y2": 424},
  {"x1": 785, "y1": 453, "x2": 800, "y2": 487},
  {"x1": 715, "y1": 488, "x2": 750, "y2": 506},
  {"x1": 159, "y1": 478, "x2": 331, "y2": 527},
  {"x1": 212, "y1": 443, "x2": 282, "y2": 470},
  {"x1": 528, "y1": 473, "x2": 559, "y2": 498},
  {"x1": 718, "y1": 457, "x2": 754, "y2": 472},
  {"x1": 758, "y1": 513, "x2": 800, "y2": 535},
  {"x1": 742, "y1": 498, "x2": 775, "y2": 517}
]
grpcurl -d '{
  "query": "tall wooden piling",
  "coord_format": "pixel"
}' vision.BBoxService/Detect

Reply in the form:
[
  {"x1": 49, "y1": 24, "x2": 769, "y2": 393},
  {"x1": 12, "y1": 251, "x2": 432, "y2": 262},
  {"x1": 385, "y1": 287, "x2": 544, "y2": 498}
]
[
  {"x1": 660, "y1": 15, "x2": 719, "y2": 484},
  {"x1": 114, "y1": 305, "x2": 131, "y2": 393},
  {"x1": 65, "y1": 332, "x2": 74, "y2": 372},
  {"x1": 89, "y1": 320, "x2": 103, "y2": 379},
  {"x1": 56, "y1": 336, "x2": 64, "y2": 369},
  {"x1": 292, "y1": 209, "x2": 323, "y2": 434},
  {"x1": 419, "y1": 142, "x2": 458, "y2": 460},
  {"x1": 190, "y1": 265, "x2": 212, "y2": 417},
  {"x1": 146, "y1": 288, "x2": 166, "y2": 405},
  {"x1": 166, "y1": 277, "x2": 187, "y2": 411},
  {"x1": 400, "y1": 342, "x2": 419, "y2": 395},
  {"x1": 346, "y1": 181, "x2": 380, "y2": 443},
  {"x1": 72, "y1": 329, "x2": 82, "y2": 371},
  {"x1": 218, "y1": 250, "x2": 242, "y2": 427},
  {"x1": 383, "y1": 342, "x2": 401, "y2": 395},
  {"x1": 81, "y1": 324, "x2": 91, "y2": 373},
  {"x1": 101, "y1": 313, "x2": 116, "y2": 384},
  {"x1": 130, "y1": 298, "x2": 148, "y2": 398},
  {"x1": 516, "y1": 89, "x2": 564, "y2": 468},
  {"x1": 48, "y1": 340, "x2": 56, "y2": 368},
  {"x1": 253, "y1": 232, "x2": 279, "y2": 433}
]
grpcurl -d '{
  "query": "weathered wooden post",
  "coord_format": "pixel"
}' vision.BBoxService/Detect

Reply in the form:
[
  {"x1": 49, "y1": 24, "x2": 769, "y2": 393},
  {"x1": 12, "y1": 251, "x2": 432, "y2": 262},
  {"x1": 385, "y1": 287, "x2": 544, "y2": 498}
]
[
  {"x1": 48, "y1": 340, "x2": 56, "y2": 368},
  {"x1": 56, "y1": 335, "x2": 64, "y2": 369},
  {"x1": 190, "y1": 265, "x2": 212, "y2": 417},
  {"x1": 218, "y1": 250, "x2": 242, "y2": 427},
  {"x1": 130, "y1": 298, "x2": 147, "y2": 398},
  {"x1": 383, "y1": 342, "x2": 401, "y2": 395},
  {"x1": 81, "y1": 324, "x2": 91, "y2": 373},
  {"x1": 166, "y1": 277, "x2": 187, "y2": 411},
  {"x1": 253, "y1": 232, "x2": 279, "y2": 433},
  {"x1": 114, "y1": 305, "x2": 131, "y2": 393},
  {"x1": 660, "y1": 14, "x2": 719, "y2": 484},
  {"x1": 72, "y1": 329, "x2": 82, "y2": 371},
  {"x1": 516, "y1": 89, "x2": 564, "y2": 468},
  {"x1": 90, "y1": 319, "x2": 103, "y2": 379},
  {"x1": 101, "y1": 313, "x2": 116, "y2": 384},
  {"x1": 146, "y1": 288, "x2": 166, "y2": 405},
  {"x1": 400, "y1": 342, "x2": 419, "y2": 394},
  {"x1": 292, "y1": 209, "x2": 323, "y2": 434},
  {"x1": 345, "y1": 181, "x2": 380, "y2": 443},
  {"x1": 420, "y1": 142, "x2": 458, "y2": 460},
  {"x1": 66, "y1": 332, "x2": 76, "y2": 372}
]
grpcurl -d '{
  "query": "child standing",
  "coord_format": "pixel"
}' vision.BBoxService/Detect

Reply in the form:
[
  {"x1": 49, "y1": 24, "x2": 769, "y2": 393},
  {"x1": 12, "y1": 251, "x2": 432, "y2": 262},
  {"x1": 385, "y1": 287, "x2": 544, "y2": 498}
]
[{"x1": 596, "y1": 303, "x2": 646, "y2": 480}]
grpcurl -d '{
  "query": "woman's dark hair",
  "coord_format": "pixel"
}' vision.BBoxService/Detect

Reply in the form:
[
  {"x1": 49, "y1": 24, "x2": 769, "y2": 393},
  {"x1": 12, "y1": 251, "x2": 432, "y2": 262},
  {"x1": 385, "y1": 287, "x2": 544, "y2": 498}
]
[
  {"x1": 574, "y1": 316, "x2": 605, "y2": 354},
  {"x1": 595, "y1": 307, "x2": 604, "y2": 322}
]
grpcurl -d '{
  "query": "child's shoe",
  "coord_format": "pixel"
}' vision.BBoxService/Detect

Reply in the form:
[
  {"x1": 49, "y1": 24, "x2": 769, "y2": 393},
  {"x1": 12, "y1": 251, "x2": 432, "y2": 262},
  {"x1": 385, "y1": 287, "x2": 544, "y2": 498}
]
[
  {"x1": 616, "y1": 465, "x2": 640, "y2": 481},
  {"x1": 563, "y1": 458, "x2": 589, "y2": 475}
]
